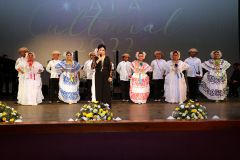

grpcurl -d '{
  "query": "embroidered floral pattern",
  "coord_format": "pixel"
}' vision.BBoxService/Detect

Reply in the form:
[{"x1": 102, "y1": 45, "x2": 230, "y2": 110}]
[
  {"x1": 207, "y1": 73, "x2": 226, "y2": 84},
  {"x1": 59, "y1": 89, "x2": 80, "y2": 101},
  {"x1": 200, "y1": 81, "x2": 227, "y2": 97}
]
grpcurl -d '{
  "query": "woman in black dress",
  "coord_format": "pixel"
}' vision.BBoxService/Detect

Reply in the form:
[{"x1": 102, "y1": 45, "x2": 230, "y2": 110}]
[{"x1": 91, "y1": 44, "x2": 112, "y2": 106}]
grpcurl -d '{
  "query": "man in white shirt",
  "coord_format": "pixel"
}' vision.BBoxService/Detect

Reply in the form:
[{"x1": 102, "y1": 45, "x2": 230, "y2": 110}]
[
  {"x1": 150, "y1": 50, "x2": 167, "y2": 102},
  {"x1": 184, "y1": 48, "x2": 202, "y2": 101},
  {"x1": 83, "y1": 51, "x2": 96, "y2": 100},
  {"x1": 46, "y1": 51, "x2": 61, "y2": 103},
  {"x1": 15, "y1": 47, "x2": 29, "y2": 104},
  {"x1": 116, "y1": 53, "x2": 132, "y2": 102}
]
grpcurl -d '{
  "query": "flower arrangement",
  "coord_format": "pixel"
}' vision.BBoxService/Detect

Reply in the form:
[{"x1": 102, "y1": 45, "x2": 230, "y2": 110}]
[
  {"x1": 0, "y1": 101, "x2": 22, "y2": 123},
  {"x1": 171, "y1": 100, "x2": 207, "y2": 120},
  {"x1": 75, "y1": 101, "x2": 114, "y2": 121}
]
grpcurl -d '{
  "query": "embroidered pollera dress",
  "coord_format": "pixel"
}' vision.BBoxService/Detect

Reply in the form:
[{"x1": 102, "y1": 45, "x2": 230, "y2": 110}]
[
  {"x1": 16, "y1": 60, "x2": 44, "y2": 105},
  {"x1": 199, "y1": 59, "x2": 230, "y2": 100},
  {"x1": 56, "y1": 60, "x2": 81, "y2": 103},
  {"x1": 130, "y1": 60, "x2": 152, "y2": 104},
  {"x1": 164, "y1": 60, "x2": 189, "y2": 103}
]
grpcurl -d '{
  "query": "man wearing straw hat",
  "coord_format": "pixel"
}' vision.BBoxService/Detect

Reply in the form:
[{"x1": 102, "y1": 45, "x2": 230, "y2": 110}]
[
  {"x1": 116, "y1": 53, "x2": 132, "y2": 102},
  {"x1": 150, "y1": 50, "x2": 167, "y2": 102},
  {"x1": 46, "y1": 50, "x2": 61, "y2": 103},
  {"x1": 15, "y1": 47, "x2": 29, "y2": 104},
  {"x1": 82, "y1": 51, "x2": 96, "y2": 101},
  {"x1": 184, "y1": 48, "x2": 202, "y2": 101}
]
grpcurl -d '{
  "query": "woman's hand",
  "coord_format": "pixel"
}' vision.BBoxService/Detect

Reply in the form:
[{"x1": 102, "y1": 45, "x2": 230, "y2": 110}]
[
  {"x1": 96, "y1": 57, "x2": 102, "y2": 64},
  {"x1": 17, "y1": 68, "x2": 24, "y2": 74},
  {"x1": 37, "y1": 69, "x2": 43, "y2": 74},
  {"x1": 108, "y1": 77, "x2": 112, "y2": 82}
]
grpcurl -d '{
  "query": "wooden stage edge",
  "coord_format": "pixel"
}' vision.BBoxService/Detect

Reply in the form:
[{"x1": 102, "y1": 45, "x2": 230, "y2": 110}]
[{"x1": 1, "y1": 120, "x2": 240, "y2": 134}]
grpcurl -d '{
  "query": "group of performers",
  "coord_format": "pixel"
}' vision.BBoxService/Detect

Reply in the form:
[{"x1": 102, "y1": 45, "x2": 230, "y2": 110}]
[
  {"x1": 15, "y1": 45, "x2": 231, "y2": 106},
  {"x1": 116, "y1": 48, "x2": 231, "y2": 104}
]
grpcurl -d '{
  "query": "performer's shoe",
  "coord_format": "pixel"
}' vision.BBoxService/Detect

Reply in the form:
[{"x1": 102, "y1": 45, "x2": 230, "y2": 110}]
[{"x1": 48, "y1": 101, "x2": 52, "y2": 104}]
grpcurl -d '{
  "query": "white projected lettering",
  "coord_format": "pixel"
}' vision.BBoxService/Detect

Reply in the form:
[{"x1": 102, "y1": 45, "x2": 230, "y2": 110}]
[
  {"x1": 29, "y1": 0, "x2": 182, "y2": 53},
  {"x1": 0, "y1": 0, "x2": 237, "y2": 66}
]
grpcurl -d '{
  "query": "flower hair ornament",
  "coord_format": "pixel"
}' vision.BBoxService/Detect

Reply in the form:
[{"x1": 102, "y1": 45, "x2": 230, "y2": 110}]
[
  {"x1": 135, "y1": 51, "x2": 147, "y2": 59},
  {"x1": 170, "y1": 50, "x2": 181, "y2": 59}
]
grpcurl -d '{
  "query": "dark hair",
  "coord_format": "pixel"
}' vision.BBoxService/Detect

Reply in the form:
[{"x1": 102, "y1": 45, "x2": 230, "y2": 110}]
[
  {"x1": 233, "y1": 63, "x2": 240, "y2": 67},
  {"x1": 172, "y1": 50, "x2": 179, "y2": 54},
  {"x1": 97, "y1": 44, "x2": 106, "y2": 50},
  {"x1": 66, "y1": 51, "x2": 72, "y2": 55}
]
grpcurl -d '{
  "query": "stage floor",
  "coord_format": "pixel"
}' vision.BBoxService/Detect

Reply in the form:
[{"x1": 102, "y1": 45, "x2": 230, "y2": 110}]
[
  {"x1": 4, "y1": 98, "x2": 240, "y2": 123},
  {"x1": 1, "y1": 99, "x2": 240, "y2": 134}
]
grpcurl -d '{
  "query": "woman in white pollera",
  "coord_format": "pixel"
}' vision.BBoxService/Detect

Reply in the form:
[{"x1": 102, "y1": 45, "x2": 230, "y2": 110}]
[
  {"x1": 164, "y1": 50, "x2": 189, "y2": 103},
  {"x1": 199, "y1": 50, "x2": 231, "y2": 102},
  {"x1": 15, "y1": 52, "x2": 44, "y2": 105}
]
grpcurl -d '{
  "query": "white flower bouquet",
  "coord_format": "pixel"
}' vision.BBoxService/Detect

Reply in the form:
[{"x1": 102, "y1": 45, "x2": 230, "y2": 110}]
[
  {"x1": 75, "y1": 101, "x2": 113, "y2": 121},
  {"x1": 171, "y1": 100, "x2": 207, "y2": 120}
]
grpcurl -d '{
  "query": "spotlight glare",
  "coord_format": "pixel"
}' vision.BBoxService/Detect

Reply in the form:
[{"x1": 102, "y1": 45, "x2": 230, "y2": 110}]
[{"x1": 63, "y1": 1, "x2": 70, "y2": 11}]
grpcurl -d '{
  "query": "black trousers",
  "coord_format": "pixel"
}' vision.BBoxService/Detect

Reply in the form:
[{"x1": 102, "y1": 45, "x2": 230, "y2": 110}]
[
  {"x1": 86, "y1": 79, "x2": 92, "y2": 100},
  {"x1": 187, "y1": 77, "x2": 199, "y2": 100},
  {"x1": 120, "y1": 80, "x2": 130, "y2": 100},
  {"x1": 49, "y1": 78, "x2": 59, "y2": 101},
  {"x1": 152, "y1": 79, "x2": 164, "y2": 99}
]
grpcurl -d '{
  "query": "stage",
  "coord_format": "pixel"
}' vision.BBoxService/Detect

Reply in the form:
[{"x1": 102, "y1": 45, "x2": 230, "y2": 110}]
[
  {"x1": 1, "y1": 99, "x2": 240, "y2": 160},
  {"x1": 1, "y1": 99, "x2": 240, "y2": 132}
]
